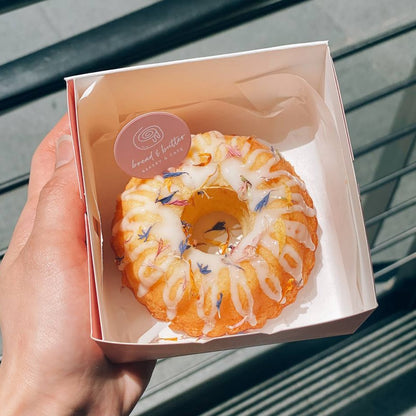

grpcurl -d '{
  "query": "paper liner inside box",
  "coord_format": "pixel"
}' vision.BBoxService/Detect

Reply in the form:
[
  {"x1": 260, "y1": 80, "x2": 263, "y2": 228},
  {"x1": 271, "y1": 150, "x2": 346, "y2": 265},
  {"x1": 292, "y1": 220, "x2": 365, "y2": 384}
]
[{"x1": 74, "y1": 63, "x2": 375, "y2": 346}]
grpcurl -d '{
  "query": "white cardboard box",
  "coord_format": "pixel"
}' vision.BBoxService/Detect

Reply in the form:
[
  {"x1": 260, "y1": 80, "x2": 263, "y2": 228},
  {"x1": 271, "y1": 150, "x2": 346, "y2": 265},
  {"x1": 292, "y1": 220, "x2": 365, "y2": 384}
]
[{"x1": 66, "y1": 41, "x2": 377, "y2": 362}]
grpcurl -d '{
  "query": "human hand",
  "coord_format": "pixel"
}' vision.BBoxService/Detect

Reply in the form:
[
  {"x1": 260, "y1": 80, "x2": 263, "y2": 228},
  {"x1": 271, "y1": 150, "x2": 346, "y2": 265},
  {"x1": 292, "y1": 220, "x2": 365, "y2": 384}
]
[{"x1": 0, "y1": 115, "x2": 154, "y2": 416}]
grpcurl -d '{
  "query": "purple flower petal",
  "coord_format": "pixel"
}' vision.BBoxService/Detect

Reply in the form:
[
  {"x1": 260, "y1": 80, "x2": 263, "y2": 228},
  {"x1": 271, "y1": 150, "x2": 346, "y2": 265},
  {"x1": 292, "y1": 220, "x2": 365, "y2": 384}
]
[
  {"x1": 179, "y1": 238, "x2": 191, "y2": 257},
  {"x1": 156, "y1": 191, "x2": 177, "y2": 204},
  {"x1": 216, "y1": 292, "x2": 223, "y2": 315},
  {"x1": 138, "y1": 225, "x2": 152, "y2": 241},
  {"x1": 197, "y1": 262, "x2": 212, "y2": 275},
  {"x1": 254, "y1": 191, "x2": 271, "y2": 212},
  {"x1": 205, "y1": 221, "x2": 226, "y2": 233},
  {"x1": 162, "y1": 171, "x2": 189, "y2": 178}
]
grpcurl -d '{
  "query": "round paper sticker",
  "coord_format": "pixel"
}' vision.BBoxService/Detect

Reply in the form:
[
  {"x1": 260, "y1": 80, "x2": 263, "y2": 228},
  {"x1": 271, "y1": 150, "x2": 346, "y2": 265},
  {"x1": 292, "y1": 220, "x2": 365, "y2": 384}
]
[{"x1": 114, "y1": 112, "x2": 191, "y2": 178}]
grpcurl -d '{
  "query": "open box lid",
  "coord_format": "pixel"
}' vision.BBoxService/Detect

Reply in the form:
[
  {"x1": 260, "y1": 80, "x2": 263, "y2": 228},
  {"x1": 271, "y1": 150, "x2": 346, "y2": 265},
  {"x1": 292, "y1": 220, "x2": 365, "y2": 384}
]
[{"x1": 67, "y1": 41, "x2": 377, "y2": 362}]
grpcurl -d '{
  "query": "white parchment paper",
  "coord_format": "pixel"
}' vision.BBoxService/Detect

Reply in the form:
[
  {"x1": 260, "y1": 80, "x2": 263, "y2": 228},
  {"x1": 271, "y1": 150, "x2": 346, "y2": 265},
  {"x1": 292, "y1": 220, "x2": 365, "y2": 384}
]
[{"x1": 83, "y1": 71, "x2": 365, "y2": 344}]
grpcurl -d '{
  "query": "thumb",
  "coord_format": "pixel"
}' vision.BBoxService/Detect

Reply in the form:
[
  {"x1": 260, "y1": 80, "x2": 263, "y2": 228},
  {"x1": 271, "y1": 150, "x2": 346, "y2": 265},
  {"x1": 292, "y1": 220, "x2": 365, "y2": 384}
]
[
  {"x1": 30, "y1": 135, "x2": 85, "y2": 243},
  {"x1": 55, "y1": 134, "x2": 75, "y2": 169}
]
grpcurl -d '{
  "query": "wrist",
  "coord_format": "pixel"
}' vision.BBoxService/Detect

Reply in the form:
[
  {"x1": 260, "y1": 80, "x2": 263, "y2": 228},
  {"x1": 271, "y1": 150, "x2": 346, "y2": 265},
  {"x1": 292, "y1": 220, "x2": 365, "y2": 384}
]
[
  {"x1": 0, "y1": 357, "x2": 125, "y2": 416},
  {"x1": 0, "y1": 359, "x2": 81, "y2": 416}
]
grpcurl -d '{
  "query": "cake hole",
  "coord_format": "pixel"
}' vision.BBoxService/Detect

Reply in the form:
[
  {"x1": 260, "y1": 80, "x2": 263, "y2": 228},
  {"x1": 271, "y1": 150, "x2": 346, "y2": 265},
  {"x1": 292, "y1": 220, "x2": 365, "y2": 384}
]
[
  {"x1": 181, "y1": 187, "x2": 250, "y2": 255},
  {"x1": 191, "y1": 211, "x2": 241, "y2": 255}
]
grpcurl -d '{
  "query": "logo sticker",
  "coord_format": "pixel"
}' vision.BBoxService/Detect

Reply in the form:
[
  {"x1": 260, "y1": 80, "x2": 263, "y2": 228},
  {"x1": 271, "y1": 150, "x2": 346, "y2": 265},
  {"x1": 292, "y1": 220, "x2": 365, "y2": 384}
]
[{"x1": 114, "y1": 112, "x2": 191, "y2": 178}]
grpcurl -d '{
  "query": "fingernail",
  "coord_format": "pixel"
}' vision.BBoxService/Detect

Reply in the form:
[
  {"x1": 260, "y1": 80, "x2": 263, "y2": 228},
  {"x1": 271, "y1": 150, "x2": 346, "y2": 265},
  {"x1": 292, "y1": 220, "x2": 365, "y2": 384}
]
[{"x1": 55, "y1": 135, "x2": 74, "y2": 168}]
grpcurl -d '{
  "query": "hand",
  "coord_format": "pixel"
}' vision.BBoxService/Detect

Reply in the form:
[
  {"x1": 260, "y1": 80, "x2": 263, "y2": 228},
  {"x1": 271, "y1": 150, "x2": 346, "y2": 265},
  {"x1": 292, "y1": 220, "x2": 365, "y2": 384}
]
[{"x1": 0, "y1": 115, "x2": 154, "y2": 416}]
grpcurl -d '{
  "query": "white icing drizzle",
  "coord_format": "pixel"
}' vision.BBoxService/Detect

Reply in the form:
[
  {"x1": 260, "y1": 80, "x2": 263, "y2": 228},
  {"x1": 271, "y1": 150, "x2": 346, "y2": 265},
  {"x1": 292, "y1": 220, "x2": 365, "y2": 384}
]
[
  {"x1": 112, "y1": 206, "x2": 151, "y2": 235},
  {"x1": 245, "y1": 148, "x2": 267, "y2": 167},
  {"x1": 284, "y1": 219, "x2": 315, "y2": 250},
  {"x1": 180, "y1": 164, "x2": 218, "y2": 189},
  {"x1": 196, "y1": 274, "x2": 221, "y2": 335},
  {"x1": 261, "y1": 233, "x2": 281, "y2": 258},
  {"x1": 116, "y1": 131, "x2": 316, "y2": 334},
  {"x1": 252, "y1": 258, "x2": 282, "y2": 302},
  {"x1": 129, "y1": 239, "x2": 157, "y2": 263},
  {"x1": 187, "y1": 248, "x2": 226, "y2": 332},
  {"x1": 137, "y1": 255, "x2": 174, "y2": 297},
  {"x1": 241, "y1": 142, "x2": 251, "y2": 157},
  {"x1": 279, "y1": 244, "x2": 303, "y2": 284},
  {"x1": 229, "y1": 270, "x2": 256, "y2": 326},
  {"x1": 291, "y1": 193, "x2": 316, "y2": 217},
  {"x1": 266, "y1": 170, "x2": 306, "y2": 189},
  {"x1": 162, "y1": 262, "x2": 189, "y2": 320}
]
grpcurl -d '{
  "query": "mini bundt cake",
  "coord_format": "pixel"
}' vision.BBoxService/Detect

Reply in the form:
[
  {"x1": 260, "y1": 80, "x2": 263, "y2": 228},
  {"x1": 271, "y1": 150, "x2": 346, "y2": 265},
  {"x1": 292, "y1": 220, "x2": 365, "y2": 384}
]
[{"x1": 112, "y1": 131, "x2": 318, "y2": 337}]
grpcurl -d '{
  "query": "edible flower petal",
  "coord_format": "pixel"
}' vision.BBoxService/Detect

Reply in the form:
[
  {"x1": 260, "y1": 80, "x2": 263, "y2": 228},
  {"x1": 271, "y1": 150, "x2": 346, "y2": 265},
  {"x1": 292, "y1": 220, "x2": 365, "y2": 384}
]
[
  {"x1": 197, "y1": 262, "x2": 212, "y2": 275},
  {"x1": 158, "y1": 336, "x2": 178, "y2": 342},
  {"x1": 240, "y1": 175, "x2": 252, "y2": 187},
  {"x1": 193, "y1": 153, "x2": 212, "y2": 167},
  {"x1": 179, "y1": 238, "x2": 191, "y2": 257},
  {"x1": 167, "y1": 199, "x2": 189, "y2": 206},
  {"x1": 162, "y1": 171, "x2": 189, "y2": 178},
  {"x1": 254, "y1": 191, "x2": 271, "y2": 212},
  {"x1": 181, "y1": 220, "x2": 192, "y2": 236},
  {"x1": 216, "y1": 292, "x2": 223, "y2": 317},
  {"x1": 242, "y1": 245, "x2": 257, "y2": 259},
  {"x1": 226, "y1": 146, "x2": 242, "y2": 158},
  {"x1": 138, "y1": 225, "x2": 153, "y2": 241},
  {"x1": 238, "y1": 175, "x2": 252, "y2": 200},
  {"x1": 155, "y1": 238, "x2": 168, "y2": 259},
  {"x1": 155, "y1": 191, "x2": 177, "y2": 204},
  {"x1": 205, "y1": 221, "x2": 226, "y2": 233}
]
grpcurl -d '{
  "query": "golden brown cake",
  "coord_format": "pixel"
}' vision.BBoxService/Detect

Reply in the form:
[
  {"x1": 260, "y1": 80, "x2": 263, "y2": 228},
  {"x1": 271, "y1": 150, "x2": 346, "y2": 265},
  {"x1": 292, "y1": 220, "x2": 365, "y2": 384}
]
[{"x1": 111, "y1": 131, "x2": 318, "y2": 337}]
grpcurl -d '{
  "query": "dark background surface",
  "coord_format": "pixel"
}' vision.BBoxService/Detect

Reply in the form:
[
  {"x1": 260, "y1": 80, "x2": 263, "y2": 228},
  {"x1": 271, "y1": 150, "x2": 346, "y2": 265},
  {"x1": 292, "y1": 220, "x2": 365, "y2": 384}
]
[{"x1": 0, "y1": 1, "x2": 415, "y2": 415}]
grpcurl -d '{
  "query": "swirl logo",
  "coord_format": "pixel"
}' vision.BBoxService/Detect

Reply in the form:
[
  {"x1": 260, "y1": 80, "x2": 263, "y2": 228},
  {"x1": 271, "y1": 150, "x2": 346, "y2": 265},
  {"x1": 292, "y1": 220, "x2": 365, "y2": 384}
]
[
  {"x1": 114, "y1": 112, "x2": 191, "y2": 178},
  {"x1": 133, "y1": 125, "x2": 164, "y2": 150}
]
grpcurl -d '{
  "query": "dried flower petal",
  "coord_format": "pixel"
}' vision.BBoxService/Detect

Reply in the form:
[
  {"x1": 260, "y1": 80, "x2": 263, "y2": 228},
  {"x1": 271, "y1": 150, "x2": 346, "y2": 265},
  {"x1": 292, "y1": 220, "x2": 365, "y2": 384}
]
[
  {"x1": 138, "y1": 225, "x2": 153, "y2": 241},
  {"x1": 197, "y1": 262, "x2": 212, "y2": 275},
  {"x1": 193, "y1": 153, "x2": 212, "y2": 167},
  {"x1": 240, "y1": 175, "x2": 252, "y2": 187},
  {"x1": 226, "y1": 146, "x2": 242, "y2": 158},
  {"x1": 205, "y1": 221, "x2": 226, "y2": 233},
  {"x1": 243, "y1": 245, "x2": 257, "y2": 258},
  {"x1": 216, "y1": 292, "x2": 224, "y2": 316},
  {"x1": 238, "y1": 175, "x2": 252, "y2": 200},
  {"x1": 163, "y1": 171, "x2": 189, "y2": 178},
  {"x1": 179, "y1": 238, "x2": 191, "y2": 257},
  {"x1": 167, "y1": 199, "x2": 189, "y2": 206},
  {"x1": 181, "y1": 220, "x2": 192, "y2": 236},
  {"x1": 155, "y1": 238, "x2": 168, "y2": 259},
  {"x1": 155, "y1": 191, "x2": 177, "y2": 205},
  {"x1": 254, "y1": 191, "x2": 271, "y2": 212},
  {"x1": 219, "y1": 243, "x2": 229, "y2": 255}
]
